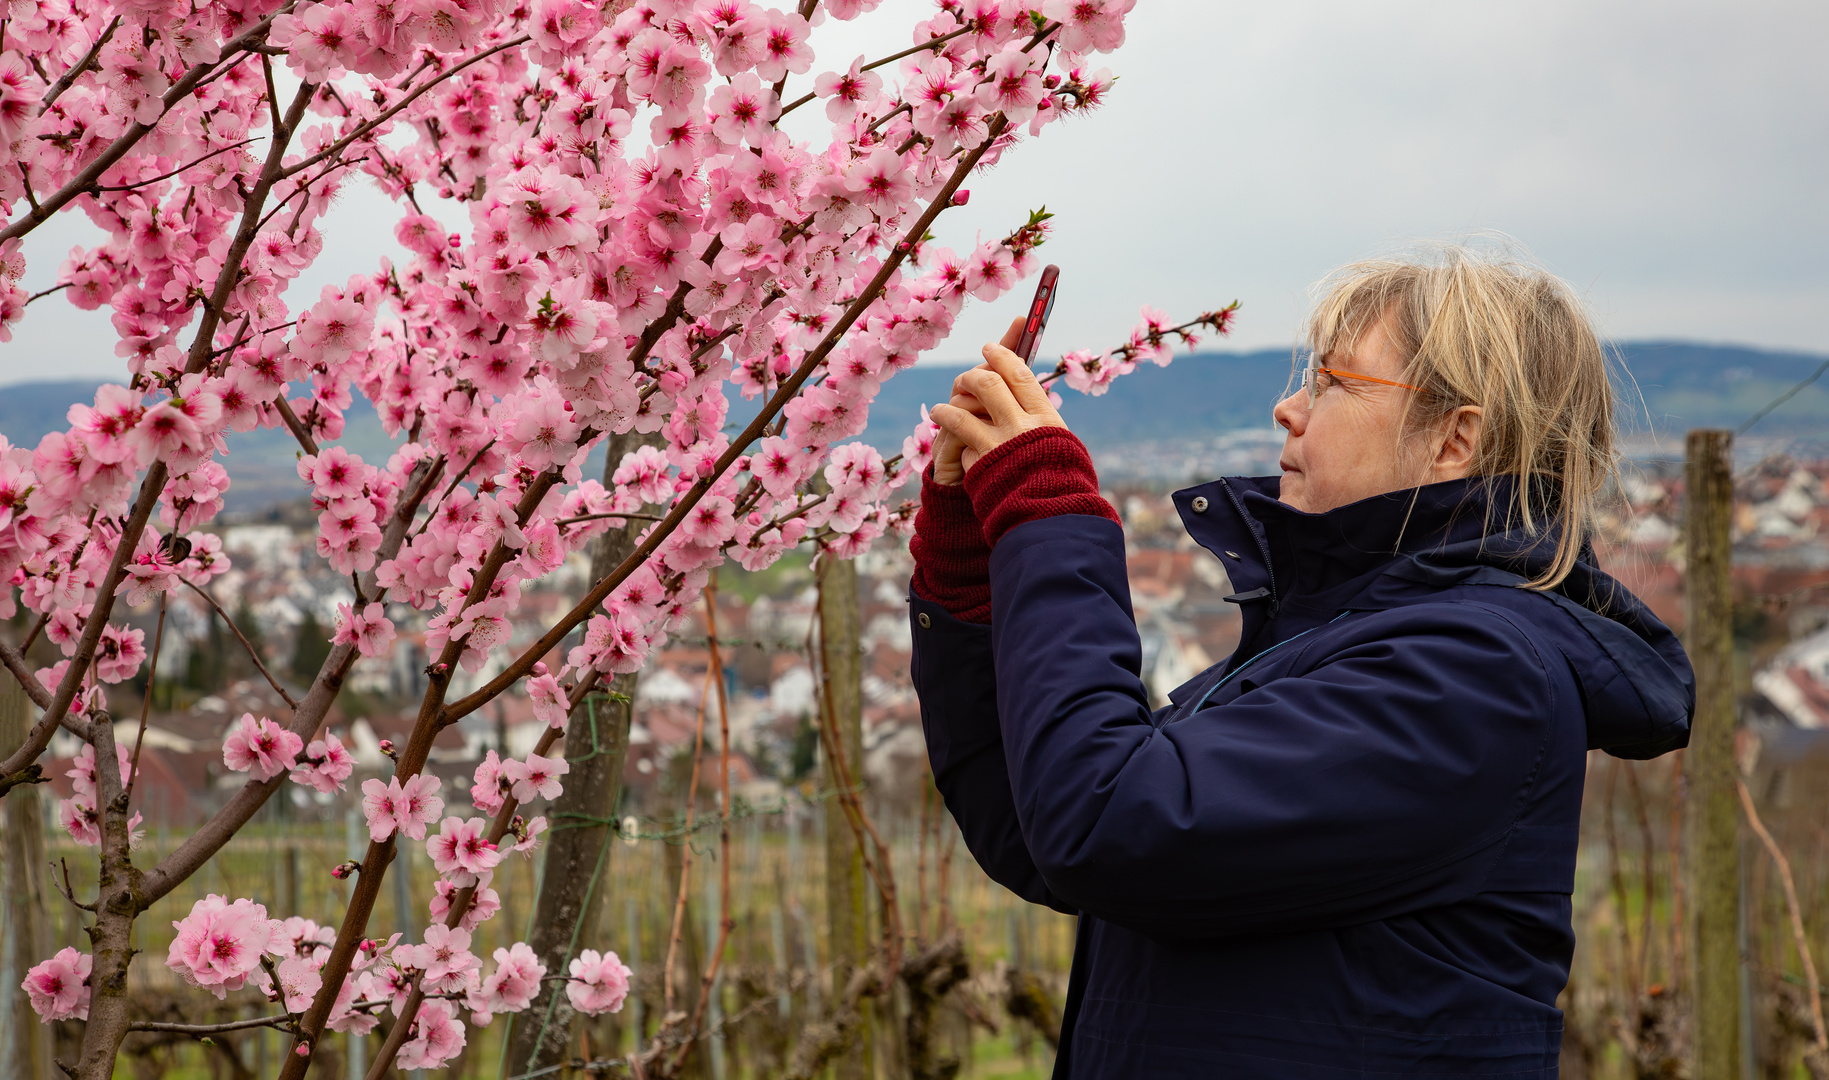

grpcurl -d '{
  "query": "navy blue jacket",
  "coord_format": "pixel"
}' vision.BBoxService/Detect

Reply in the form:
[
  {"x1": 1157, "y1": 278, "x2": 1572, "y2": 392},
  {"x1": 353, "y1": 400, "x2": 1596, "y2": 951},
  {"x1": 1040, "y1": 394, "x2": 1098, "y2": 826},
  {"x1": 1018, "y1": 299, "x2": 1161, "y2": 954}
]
[{"x1": 910, "y1": 476, "x2": 1693, "y2": 1079}]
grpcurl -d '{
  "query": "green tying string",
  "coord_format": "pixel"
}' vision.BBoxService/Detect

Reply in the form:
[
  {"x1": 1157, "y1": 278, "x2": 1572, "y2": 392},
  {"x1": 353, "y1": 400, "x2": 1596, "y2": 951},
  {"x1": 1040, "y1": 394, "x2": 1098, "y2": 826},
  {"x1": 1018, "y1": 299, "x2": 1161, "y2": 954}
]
[
  {"x1": 562, "y1": 691, "x2": 629, "y2": 767},
  {"x1": 498, "y1": 690, "x2": 626, "y2": 1076}
]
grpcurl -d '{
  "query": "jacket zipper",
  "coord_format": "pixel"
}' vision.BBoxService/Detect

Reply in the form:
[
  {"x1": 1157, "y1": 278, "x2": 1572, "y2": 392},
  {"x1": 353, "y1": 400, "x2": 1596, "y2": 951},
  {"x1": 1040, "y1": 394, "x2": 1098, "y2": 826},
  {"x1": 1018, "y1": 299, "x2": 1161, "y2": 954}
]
[{"x1": 1190, "y1": 610, "x2": 1354, "y2": 712}]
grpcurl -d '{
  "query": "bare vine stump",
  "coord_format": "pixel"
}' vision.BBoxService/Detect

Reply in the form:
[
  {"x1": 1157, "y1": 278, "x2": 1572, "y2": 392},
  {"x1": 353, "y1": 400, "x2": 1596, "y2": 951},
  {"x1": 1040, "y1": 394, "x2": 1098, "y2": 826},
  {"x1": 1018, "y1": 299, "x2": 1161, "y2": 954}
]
[{"x1": 0, "y1": 675, "x2": 55, "y2": 1080}]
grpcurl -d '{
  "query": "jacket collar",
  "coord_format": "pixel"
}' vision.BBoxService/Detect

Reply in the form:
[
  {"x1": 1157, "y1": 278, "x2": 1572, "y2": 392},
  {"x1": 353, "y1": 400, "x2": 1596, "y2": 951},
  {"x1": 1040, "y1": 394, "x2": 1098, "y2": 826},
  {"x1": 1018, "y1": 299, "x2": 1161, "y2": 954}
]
[{"x1": 1172, "y1": 475, "x2": 1520, "y2": 604}]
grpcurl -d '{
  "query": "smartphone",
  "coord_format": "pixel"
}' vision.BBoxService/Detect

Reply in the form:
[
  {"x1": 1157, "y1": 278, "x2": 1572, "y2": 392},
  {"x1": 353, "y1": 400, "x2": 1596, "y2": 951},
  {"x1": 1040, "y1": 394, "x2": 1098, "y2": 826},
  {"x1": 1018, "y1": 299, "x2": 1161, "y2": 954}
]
[{"x1": 1014, "y1": 264, "x2": 1060, "y2": 364}]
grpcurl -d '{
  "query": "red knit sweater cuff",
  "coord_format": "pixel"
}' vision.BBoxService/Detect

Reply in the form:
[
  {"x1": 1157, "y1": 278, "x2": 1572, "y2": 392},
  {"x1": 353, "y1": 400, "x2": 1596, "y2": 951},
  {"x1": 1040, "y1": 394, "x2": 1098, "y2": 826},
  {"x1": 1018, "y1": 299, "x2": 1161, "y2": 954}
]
[
  {"x1": 909, "y1": 465, "x2": 993, "y2": 624},
  {"x1": 962, "y1": 426, "x2": 1120, "y2": 548}
]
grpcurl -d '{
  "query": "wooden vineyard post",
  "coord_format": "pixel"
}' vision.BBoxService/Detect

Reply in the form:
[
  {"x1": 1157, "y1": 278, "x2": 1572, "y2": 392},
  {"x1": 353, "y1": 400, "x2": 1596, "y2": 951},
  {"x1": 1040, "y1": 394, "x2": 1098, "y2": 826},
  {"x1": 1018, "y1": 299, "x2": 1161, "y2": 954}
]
[
  {"x1": 506, "y1": 431, "x2": 656, "y2": 1078},
  {"x1": 819, "y1": 554, "x2": 873, "y2": 1080},
  {"x1": 0, "y1": 674, "x2": 53, "y2": 1080},
  {"x1": 1684, "y1": 429, "x2": 1740, "y2": 1078}
]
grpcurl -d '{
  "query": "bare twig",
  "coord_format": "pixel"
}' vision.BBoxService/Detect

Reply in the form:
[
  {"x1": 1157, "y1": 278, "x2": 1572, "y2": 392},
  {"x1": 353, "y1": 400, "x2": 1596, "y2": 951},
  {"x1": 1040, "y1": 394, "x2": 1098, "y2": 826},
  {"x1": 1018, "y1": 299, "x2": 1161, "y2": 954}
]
[
  {"x1": 123, "y1": 595, "x2": 166, "y2": 802},
  {"x1": 670, "y1": 585, "x2": 736, "y2": 1072},
  {"x1": 1738, "y1": 778, "x2": 1829, "y2": 1053},
  {"x1": 663, "y1": 665, "x2": 715, "y2": 1015},
  {"x1": 128, "y1": 1014, "x2": 294, "y2": 1036},
  {"x1": 89, "y1": 137, "x2": 262, "y2": 193},
  {"x1": 181, "y1": 579, "x2": 298, "y2": 709},
  {"x1": 272, "y1": 395, "x2": 321, "y2": 457}
]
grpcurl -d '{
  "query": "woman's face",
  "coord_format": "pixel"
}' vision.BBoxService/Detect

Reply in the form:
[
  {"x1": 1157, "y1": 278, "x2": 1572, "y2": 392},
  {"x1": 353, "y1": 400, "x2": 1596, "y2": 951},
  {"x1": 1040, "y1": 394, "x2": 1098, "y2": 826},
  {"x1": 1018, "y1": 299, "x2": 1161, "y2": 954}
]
[{"x1": 1273, "y1": 317, "x2": 1436, "y2": 514}]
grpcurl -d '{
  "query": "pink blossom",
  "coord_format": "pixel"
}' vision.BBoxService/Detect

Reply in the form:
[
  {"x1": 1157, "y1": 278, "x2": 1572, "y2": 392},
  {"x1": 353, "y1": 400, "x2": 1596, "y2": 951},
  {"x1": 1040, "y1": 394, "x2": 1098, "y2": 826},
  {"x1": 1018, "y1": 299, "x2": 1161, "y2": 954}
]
[
  {"x1": 291, "y1": 291, "x2": 375, "y2": 366},
  {"x1": 481, "y1": 942, "x2": 546, "y2": 1013},
  {"x1": 501, "y1": 168, "x2": 593, "y2": 252},
  {"x1": 814, "y1": 55, "x2": 884, "y2": 124},
  {"x1": 426, "y1": 816, "x2": 504, "y2": 885},
  {"x1": 266, "y1": 955, "x2": 323, "y2": 1013},
  {"x1": 612, "y1": 444, "x2": 674, "y2": 504},
  {"x1": 361, "y1": 773, "x2": 444, "y2": 843},
  {"x1": 222, "y1": 713, "x2": 304, "y2": 782},
  {"x1": 755, "y1": 10, "x2": 813, "y2": 84},
  {"x1": 304, "y1": 446, "x2": 368, "y2": 500},
  {"x1": 332, "y1": 601, "x2": 396, "y2": 658},
  {"x1": 503, "y1": 391, "x2": 581, "y2": 469},
  {"x1": 526, "y1": 668, "x2": 570, "y2": 728},
  {"x1": 166, "y1": 895, "x2": 278, "y2": 999},
  {"x1": 566, "y1": 949, "x2": 633, "y2": 1015},
  {"x1": 678, "y1": 494, "x2": 738, "y2": 546},
  {"x1": 707, "y1": 73, "x2": 779, "y2": 147},
  {"x1": 290, "y1": 732, "x2": 356, "y2": 794},
  {"x1": 508, "y1": 814, "x2": 549, "y2": 854},
  {"x1": 396, "y1": 999, "x2": 467, "y2": 1071},
  {"x1": 430, "y1": 879, "x2": 502, "y2": 932},
  {"x1": 847, "y1": 147, "x2": 914, "y2": 218},
  {"x1": 406, "y1": 923, "x2": 480, "y2": 993},
  {"x1": 94, "y1": 623, "x2": 147, "y2": 683},
  {"x1": 22, "y1": 947, "x2": 92, "y2": 1022},
  {"x1": 569, "y1": 611, "x2": 651, "y2": 675},
  {"x1": 976, "y1": 46, "x2": 1046, "y2": 124},
  {"x1": 502, "y1": 752, "x2": 569, "y2": 803},
  {"x1": 471, "y1": 750, "x2": 508, "y2": 818},
  {"x1": 1042, "y1": 0, "x2": 1136, "y2": 54}
]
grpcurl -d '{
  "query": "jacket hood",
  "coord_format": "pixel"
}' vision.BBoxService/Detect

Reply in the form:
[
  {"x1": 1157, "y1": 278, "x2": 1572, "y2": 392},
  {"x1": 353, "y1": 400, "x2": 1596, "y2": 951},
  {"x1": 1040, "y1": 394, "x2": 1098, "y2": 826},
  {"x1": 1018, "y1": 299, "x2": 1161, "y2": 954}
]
[{"x1": 1173, "y1": 475, "x2": 1694, "y2": 760}]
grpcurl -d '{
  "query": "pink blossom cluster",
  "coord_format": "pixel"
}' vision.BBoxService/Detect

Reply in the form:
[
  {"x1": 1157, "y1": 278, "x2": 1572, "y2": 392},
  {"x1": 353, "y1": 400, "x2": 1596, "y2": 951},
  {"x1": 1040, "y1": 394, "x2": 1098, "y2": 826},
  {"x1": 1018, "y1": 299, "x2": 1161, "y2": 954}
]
[
  {"x1": 21, "y1": 947, "x2": 92, "y2": 1022},
  {"x1": 567, "y1": 948, "x2": 634, "y2": 1015},
  {"x1": 166, "y1": 894, "x2": 280, "y2": 999},
  {"x1": 222, "y1": 712, "x2": 304, "y2": 781},
  {"x1": 58, "y1": 741, "x2": 139, "y2": 847},
  {"x1": 2, "y1": 0, "x2": 1141, "y2": 1069}
]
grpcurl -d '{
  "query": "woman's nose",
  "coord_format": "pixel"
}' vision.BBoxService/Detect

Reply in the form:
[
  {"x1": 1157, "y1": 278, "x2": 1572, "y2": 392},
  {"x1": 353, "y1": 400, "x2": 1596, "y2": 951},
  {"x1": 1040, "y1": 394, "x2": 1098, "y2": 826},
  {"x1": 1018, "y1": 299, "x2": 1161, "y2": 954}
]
[{"x1": 1273, "y1": 390, "x2": 1306, "y2": 434}]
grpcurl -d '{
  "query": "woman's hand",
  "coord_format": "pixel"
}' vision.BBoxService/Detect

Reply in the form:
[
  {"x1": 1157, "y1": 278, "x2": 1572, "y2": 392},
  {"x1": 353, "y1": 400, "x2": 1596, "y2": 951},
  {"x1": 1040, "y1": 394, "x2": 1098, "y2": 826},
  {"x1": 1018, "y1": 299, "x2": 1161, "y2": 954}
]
[{"x1": 930, "y1": 317, "x2": 1069, "y2": 483}]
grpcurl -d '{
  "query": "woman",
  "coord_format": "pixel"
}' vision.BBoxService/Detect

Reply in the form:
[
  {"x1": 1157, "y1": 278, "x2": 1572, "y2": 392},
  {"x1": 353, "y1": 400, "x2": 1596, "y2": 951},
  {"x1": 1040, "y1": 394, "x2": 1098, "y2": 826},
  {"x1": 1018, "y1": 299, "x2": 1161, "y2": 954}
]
[{"x1": 908, "y1": 249, "x2": 1693, "y2": 1079}]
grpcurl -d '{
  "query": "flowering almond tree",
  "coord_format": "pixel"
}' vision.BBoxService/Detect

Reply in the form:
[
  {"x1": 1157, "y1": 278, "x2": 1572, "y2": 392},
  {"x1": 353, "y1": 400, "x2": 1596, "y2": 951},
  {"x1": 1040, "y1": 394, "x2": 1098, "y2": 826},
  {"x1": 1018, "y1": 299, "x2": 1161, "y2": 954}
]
[{"x1": 0, "y1": 0, "x2": 1243, "y2": 1075}]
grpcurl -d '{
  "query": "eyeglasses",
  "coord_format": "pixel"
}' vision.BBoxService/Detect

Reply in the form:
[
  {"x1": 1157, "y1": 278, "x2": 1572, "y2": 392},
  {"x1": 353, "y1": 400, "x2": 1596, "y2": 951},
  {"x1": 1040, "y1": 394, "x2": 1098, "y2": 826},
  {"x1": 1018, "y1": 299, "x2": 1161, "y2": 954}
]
[{"x1": 1300, "y1": 355, "x2": 1422, "y2": 406}]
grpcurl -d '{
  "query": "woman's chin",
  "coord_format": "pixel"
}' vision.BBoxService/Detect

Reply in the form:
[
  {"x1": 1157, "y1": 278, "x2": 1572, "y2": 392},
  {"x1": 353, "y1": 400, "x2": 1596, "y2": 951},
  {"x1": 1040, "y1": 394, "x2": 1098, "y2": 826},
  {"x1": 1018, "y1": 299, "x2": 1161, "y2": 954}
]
[{"x1": 1276, "y1": 471, "x2": 1308, "y2": 511}]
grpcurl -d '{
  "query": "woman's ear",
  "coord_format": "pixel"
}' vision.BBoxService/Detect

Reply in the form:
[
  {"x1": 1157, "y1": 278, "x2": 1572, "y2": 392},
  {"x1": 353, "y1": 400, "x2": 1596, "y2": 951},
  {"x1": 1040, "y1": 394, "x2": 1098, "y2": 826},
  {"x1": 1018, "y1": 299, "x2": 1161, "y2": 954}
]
[{"x1": 1432, "y1": 405, "x2": 1484, "y2": 481}]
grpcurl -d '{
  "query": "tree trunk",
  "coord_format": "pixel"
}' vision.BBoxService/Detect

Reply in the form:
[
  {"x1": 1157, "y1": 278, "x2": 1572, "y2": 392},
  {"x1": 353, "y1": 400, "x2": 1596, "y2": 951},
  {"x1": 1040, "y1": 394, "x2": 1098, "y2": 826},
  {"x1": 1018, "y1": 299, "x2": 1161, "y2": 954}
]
[
  {"x1": 1684, "y1": 428, "x2": 1740, "y2": 1078},
  {"x1": 819, "y1": 555, "x2": 873, "y2": 1080},
  {"x1": 0, "y1": 676, "x2": 55, "y2": 1080},
  {"x1": 504, "y1": 431, "x2": 656, "y2": 1078}
]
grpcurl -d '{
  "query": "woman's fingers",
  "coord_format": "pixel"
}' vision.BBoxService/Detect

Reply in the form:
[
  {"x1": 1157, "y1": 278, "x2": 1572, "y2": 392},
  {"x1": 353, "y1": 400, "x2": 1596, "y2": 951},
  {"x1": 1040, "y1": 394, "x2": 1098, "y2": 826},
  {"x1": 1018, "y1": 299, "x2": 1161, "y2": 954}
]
[
  {"x1": 948, "y1": 390, "x2": 986, "y2": 418},
  {"x1": 953, "y1": 366, "x2": 1027, "y2": 429},
  {"x1": 998, "y1": 315, "x2": 1025, "y2": 352},
  {"x1": 982, "y1": 342, "x2": 1057, "y2": 417},
  {"x1": 930, "y1": 401, "x2": 1000, "y2": 451}
]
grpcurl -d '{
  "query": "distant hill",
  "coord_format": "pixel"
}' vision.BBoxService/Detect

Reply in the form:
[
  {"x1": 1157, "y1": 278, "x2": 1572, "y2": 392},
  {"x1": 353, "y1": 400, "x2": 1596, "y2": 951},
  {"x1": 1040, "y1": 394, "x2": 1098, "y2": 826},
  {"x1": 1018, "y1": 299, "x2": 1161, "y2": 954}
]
[
  {"x1": 857, "y1": 340, "x2": 1829, "y2": 451},
  {"x1": 2, "y1": 341, "x2": 1821, "y2": 511}
]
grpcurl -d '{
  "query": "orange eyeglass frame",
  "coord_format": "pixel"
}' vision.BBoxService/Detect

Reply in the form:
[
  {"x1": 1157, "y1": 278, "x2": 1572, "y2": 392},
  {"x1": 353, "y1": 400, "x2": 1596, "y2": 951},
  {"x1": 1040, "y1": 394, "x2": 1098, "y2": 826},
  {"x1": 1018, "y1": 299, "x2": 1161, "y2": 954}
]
[{"x1": 1301, "y1": 361, "x2": 1421, "y2": 405}]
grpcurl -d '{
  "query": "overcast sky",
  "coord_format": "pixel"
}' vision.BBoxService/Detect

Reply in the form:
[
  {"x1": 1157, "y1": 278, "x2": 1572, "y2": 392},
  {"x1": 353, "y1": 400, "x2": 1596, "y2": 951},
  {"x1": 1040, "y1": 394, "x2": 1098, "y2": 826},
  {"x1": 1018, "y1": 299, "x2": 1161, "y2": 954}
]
[{"x1": 6, "y1": 0, "x2": 1825, "y2": 386}]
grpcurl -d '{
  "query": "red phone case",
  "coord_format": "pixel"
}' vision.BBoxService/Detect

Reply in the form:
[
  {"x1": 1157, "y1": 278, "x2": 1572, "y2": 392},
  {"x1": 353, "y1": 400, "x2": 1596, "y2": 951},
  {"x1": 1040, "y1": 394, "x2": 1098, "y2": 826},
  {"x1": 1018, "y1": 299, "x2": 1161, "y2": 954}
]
[{"x1": 1015, "y1": 264, "x2": 1060, "y2": 363}]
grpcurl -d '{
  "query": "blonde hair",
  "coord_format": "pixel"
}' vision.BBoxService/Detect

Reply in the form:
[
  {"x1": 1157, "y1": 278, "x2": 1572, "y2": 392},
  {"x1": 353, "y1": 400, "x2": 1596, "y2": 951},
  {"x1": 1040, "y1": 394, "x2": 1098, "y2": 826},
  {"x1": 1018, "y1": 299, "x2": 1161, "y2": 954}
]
[{"x1": 1303, "y1": 244, "x2": 1617, "y2": 590}]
